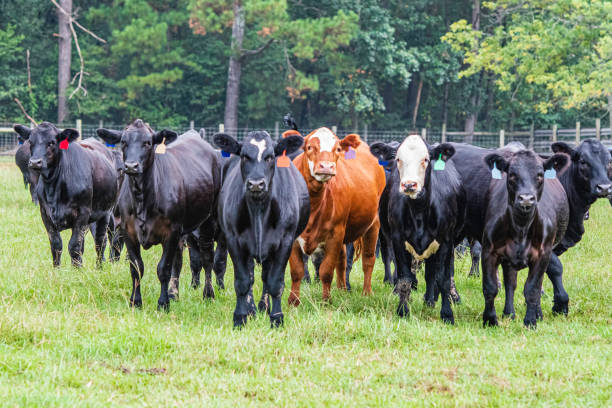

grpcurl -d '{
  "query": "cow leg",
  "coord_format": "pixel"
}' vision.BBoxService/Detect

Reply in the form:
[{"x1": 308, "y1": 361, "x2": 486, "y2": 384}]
[
  {"x1": 157, "y1": 232, "x2": 180, "y2": 311},
  {"x1": 263, "y1": 245, "x2": 292, "y2": 328},
  {"x1": 41, "y1": 208, "x2": 62, "y2": 267},
  {"x1": 344, "y1": 242, "x2": 354, "y2": 291},
  {"x1": 187, "y1": 236, "x2": 202, "y2": 289},
  {"x1": 524, "y1": 254, "x2": 550, "y2": 328},
  {"x1": 336, "y1": 244, "x2": 347, "y2": 290},
  {"x1": 319, "y1": 240, "x2": 342, "y2": 301},
  {"x1": 198, "y1": 220, "x2": 216, "y2": 300},
  {"x1": 481, "y1": 250, "x2": 500, "y2": 327},
  {"x1": 381, "y1": 234, "x2": 394, "y2": 285},
  {"x1": 302, "y1": 254, "x2": 311, "y2": 284},
  {"x1": 469, "y1": 240, "x2": 482, "y2": 277},
  {"x1": 423, "y1": 260, "x2": 436, "y2": 307},
  {"x1": 546, "y1": 253, "x2": 569, "y2": 315},
  {"x1": 391, "y1": 235, "x2": 414, "y2": 317},
  {"x1": 168, "y1": 241, "x2": 184, "y2": 301},
  {"x1": 434, "y1": 244, "x2": 454, "y2": 324},
  {"x1": 68, "y1": 223, "x2": 88, "y2": 268},
  {"x1": 213, "y1": 241, "x2": 227, "y2": 289},
  {"x1": 109, "y1": 216, "x2": 123, "y2": 262},
  {"x1": 449, "y1": 257, "x2": 461, "y2": 304},
  {"x1": 229, "y1": 247, "x2": 255, "y2": 327},
  {"x1": 288, "y1": 241, "x2": 305, "y2": 306},
  {"x1": 362, "y1": 219, "x2": 380, "y2": 296},
  {"x1": 501, "y1": 264, "x2": 517, "y2": 319},
  {"x1": 312, "y1": 251, "x2": 323, "y2": 281},
  {"x1": 92, "y1": 214, "x2": 110, "y2": 266},
  {"x1": 124, "y1": 233, "x2": 144, "y2": 307}
]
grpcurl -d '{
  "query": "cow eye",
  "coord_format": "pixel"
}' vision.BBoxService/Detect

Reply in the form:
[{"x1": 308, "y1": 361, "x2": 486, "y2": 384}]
[
  {"x1": 143, "y1": 141, "x2": 151, "y2": 147},
  {"x1": 48, "y1": 140, "x2": 55, "y2": 146},
  {"x1": 265, "y1": 156, "x2": 273, "y2": 163}
]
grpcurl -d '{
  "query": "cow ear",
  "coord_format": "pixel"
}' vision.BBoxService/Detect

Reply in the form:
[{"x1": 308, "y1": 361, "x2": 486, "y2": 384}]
[
  {"x1": 14, "y1": 124, "x2": 32, "y2": 141},
  {"x1": 275, "y1": 135, "x2": 303, "y2": 156},
  {"x1": 430, "y1": 143, "x2": 455, "y2": 162},
  {"x1": 153, "y1": 129, "x2": 178, "y2": 145},
  {"x1": 551, "y1": 142, "x2": 580, "y2": 162},
  {"x1": 369, "y1": 142, "x2": 396, "y2": 162},
  {"x1": 339, "y1": 133, "x2": 361, "y2": 152},
  {"x1": 282, "y1": 129, "x2": 302, "y2": 139},
  {"x1": 213, "y1": 132, "x2": 241, "y2": 155},
  {"x1": 58, "y1": 128, "x2": 80, "y2": 143},
  {"x1": 484, "y1": 153, "x2": 509, "y2": 173},
  {"x1": 544, "y1": 153, "x2": 569, "y2": 173},
  {"x1": 96, "y1": 128, "x2": 122, "y2": 145}
]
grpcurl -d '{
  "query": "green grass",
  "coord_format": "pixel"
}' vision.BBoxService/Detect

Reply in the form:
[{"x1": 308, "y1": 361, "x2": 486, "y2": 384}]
[{"x1": 0, "y1": 156, "x2": 610, "y2": 407}]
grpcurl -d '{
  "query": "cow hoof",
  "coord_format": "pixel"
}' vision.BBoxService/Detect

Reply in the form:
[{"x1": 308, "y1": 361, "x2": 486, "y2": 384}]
[
  {"x1": 270, "y1": 313, "x2": 284, "y2": 328},
  {"x1": 202, "y1": 285, "x2": 215, "y2": 300},
  {"x1": 217, "y1": 282, "x2": 225, "y2": 290},
  {"x1": 303, "y1": 275, "x2": 311, "y2": 284},
  {"x1": 396, "y1": 302, "x2": 410, "y2": 318},
  {"x1": 233, "y1": 313, "x2": 248, "y2": 328},
  {"x1": 168, "y1": 291, "x2": 179, "y2": 301},
  {"x1": 157, "y1": 301, "x2": 170, "y2": 312},
  {"x1": 258, "y1": 297, "x2": 269, "y2": 314},
  {"x1": 552, "y1": 299, "x2": 569, "y2": 316},
  {"x1": 523, "y1": 317, "x2": 537, "y2": 328},
  {"x1": 441, "y1": 313, "x2": 455, "y2": 325},
  {"x1": 130, "y1": 299, "x2": 142, "y2": 308},
  {"x1": 502, "y1": 310, "x2": 516, "y2": 320},
  {"x1": 424, "y1": 299, "x2": 435, "y2": 308},
  {"x1": 411, "y1": 280, "x2": 418, "y2": 291},
  {"x1": 535, "y1": 305, "x2": 543, "y2": 320},
  {"x1": 346, "y1": 283, "x2": 352, "y2": 291},
  {"x1": 288, "y1": 293, "x2": 301, "y2": 307},
  {"x1": 483, "y1": 314, "x2": 498, "y2": 327},
  {"x1": 450, "y1": 292, "x2": 461, "y2": 304},
  {"x1": 190, "y1": 280, "x2": 200, "y2": 289}
]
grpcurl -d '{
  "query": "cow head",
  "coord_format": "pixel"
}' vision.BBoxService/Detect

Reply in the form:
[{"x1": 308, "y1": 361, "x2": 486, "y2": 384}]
[
  {"x1": 97, "y1": 119, "x2": 177, "y2": 175},
  {"x1": 392, "y1": 135, "x2": 455, "y2": 198},
  {"x1": 485, "y1": 150, "x2": 568, "y2": 215},
  {"x1": 213, "y1": 131, "x2": 303, "y2": 200},
  {"x1": 303, "y1": 128, "x2": 360, "y2": 183},
  {"x1": 14, "y1": 122, "x2": 79, "y2": 171},
  {"x1": 551, "y1": 140, "x2": 612, "y2": 199}
]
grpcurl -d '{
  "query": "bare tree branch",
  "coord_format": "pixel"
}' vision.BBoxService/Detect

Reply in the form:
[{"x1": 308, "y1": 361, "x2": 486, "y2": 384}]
[
  {"x1": 240, "y1": 38, "x2": 275, "y2": 60},
  {"x1": 14, "y1": 98, "x2": 38, "y2": 126},
  {"x1": 26, "y1": 49, "x2": 32, "y2": 93},
  {"x1": 50, "y1": 0, "x2": 106, "y2": 44}
]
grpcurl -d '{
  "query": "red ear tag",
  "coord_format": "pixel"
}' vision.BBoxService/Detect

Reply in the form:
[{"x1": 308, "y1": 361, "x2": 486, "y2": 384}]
[
  {"x1": 277, "y1": 150, "x2": 290, "y2": 168},
  {"x1": 59, "y1": 139, "x2": 69, "y2": 150}
]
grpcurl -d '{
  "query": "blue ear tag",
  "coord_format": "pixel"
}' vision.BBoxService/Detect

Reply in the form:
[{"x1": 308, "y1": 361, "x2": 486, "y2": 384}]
[
  {"x1": 18, "y1": 140, "x2": 23, "y2": 145},
  {"x1": 105, "y1": 142, "x2": 115, "y2": 147},
  {"x1": 221, "y1": 150, "x2": 230, "y2": 158},
  {"x1": 433, "y1": 153, "x2": 445, "y2": 171},
  {"x1": 544, "y1": 168, "x2": 556, "y2": 179},
  {"x1": 344, "y1": 147, "x2": 356, "y2": 160},
  {"x1": 378, "y1": 159, "x2": 389, "y2": 166},
  {"x1": 491, "y1": 162, "x2": 502, "y2": 179}
]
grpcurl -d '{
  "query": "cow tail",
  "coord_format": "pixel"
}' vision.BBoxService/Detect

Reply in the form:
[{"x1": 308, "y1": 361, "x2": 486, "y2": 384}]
[{"x1": 352, "y1": 238, "x2": 363, "y2": 263}]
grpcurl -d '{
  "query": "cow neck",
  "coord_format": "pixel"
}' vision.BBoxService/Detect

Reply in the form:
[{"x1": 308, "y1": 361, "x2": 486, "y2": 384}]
[
  {"x1": 245, "y1": 193, "x2": 271, "y2": 263},
  {"x1": 40, "y1": 150, "x2": 67, "y2": 208},
  {"x1": 506, "y1": 205, "x2": 537, "y2": 244},
  {"x1": 127, "y1": 155, "x2": 155, "y2": 225},
  {"x1": 557, "y1": 164, "x2": 589, "y2": 249}
]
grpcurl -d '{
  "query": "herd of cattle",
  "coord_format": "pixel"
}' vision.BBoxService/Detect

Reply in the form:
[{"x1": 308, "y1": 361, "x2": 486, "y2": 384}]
[{"x1": 12, "y1": 117, "x2": 612, "y2": 328}]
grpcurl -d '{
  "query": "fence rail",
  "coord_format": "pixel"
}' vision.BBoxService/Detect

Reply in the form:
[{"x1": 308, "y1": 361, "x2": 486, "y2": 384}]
[{"x1": 1, "y1": 120, "x2": 611, "y2": 155}]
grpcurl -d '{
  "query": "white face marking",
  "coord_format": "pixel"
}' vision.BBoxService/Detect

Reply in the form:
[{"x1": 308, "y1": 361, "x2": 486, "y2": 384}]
[
  {"x1": 250, "y1": 139, "x2": 267, "y2": 162},
  {"x1": 308, "y1": 159, "x2": 331, "y2": 182},
  {"x1": 396, "y1": 135, "x2": 429, "y2": 198},
  {"x1": 312, "y1": 128, "x2": 336, "y2": 152}
]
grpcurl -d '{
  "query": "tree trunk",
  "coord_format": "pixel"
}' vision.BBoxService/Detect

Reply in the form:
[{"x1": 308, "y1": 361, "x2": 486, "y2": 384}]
[
  {"x1": 57, "y1": 0, "x2": 72, "y2": 123},
  {"x1": 442, "y1": 82, "x2": 449, "y2": 128},
  {"x1": 412, "y1": 77, "x2": 423, "y2": 130},
  {"x1": 223, "y1": 0, "x2": 245, "y2": 136},
  {"x1": 608, "y1": 93, "x2": 612, "y2": 136},
  {"x1": 463, "y1": 0, "x2": 480, "y2": 143}
]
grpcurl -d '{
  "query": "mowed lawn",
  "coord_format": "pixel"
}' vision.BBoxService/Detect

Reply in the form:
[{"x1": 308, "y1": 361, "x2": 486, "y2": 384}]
[{"x1": 0, "y1": 156, "x2": 610, "y2": 407}]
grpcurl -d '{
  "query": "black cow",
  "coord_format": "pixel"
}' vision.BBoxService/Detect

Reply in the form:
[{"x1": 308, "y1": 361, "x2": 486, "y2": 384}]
[
  {"x1": 214, "y1": 130, "x2": 309, "y2": 328},
  {"x1": 370, "y1": 135, "x2": 466, "y2": 323},
  {"x1": 97, "y1": 120, "x2": 220, "y2": 310},
  {"x1": 543, "y1": 140, "x2": 612, "y2": 314},
  {"x1": 15, "y1": 138, "x2": 39, "y2": 204},
  {"x1": 480, "y1": 150, "x2": 569, "y2": 327},
  {"x1": 14, "y1": 122, "x2": 118, "y2": 266}
]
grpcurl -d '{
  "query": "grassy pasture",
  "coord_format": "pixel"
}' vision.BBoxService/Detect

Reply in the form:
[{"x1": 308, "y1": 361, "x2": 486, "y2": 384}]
[{"x1": 0, "y1": 156, "x2": 610, "y2": 407}]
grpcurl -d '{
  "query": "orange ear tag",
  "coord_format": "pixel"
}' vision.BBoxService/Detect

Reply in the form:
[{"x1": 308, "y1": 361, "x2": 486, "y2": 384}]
[
  {"x1": 155, "y1": 137, "x2": 167, "y2": 154},
  {"x1": 277, "y1": 150, "x2": 290, "y2": 168},
  {"x1": 59, "y1": 139, "x2": 69, "y2": 150}
]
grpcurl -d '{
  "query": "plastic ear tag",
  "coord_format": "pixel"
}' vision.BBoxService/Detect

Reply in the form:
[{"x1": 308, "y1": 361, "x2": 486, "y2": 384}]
[
  {"x1": 155, "y1": 137, "x2": 166, "y2": 154},
  {"x1": 433, "y1": 153, "x2": 445, "y2": 171},
  {"x1": 378, "y1": 159, "x2": 389, "y2": 166},
  {"x1": 277, "y1": 150, "x2": 290, "y2": 168},
  {"x1": 221, "y1": 150, "x2": 230, "y2": 158},
  {"x1": 59, "y1": 139, "x2": 69, "y2": 150},
  {"x1": 491, "y1": 162, "x2": 502, "y2": 179},
  {"x1": 105, "y1": 142, "x2": 115, "y2": 147},
  {"x1": 344, "y1": 147, "x2": 356, "y2": 160},
  {"x1": 18, "y1": 140, "x2": 24, "y2": 145},
  {"x1": 544, "y1": 168, "x2": 557, "y2": 179}
]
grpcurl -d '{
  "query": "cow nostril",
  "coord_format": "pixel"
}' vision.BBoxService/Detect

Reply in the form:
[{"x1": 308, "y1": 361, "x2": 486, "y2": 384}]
[{"x1": 596, "y1": 184, "x2": 612, "y2": 195}]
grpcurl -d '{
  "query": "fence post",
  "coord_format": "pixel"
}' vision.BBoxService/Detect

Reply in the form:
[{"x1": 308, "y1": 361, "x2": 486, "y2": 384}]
[
  {"x1": 200, "y1": 128, "x2": 206, "y2": 140},
  {"x1": 98, "y1": 120, "x2": 103, "y2": 130},
  {"x1": 219, "y1": 123, "x2": 224, "y2": 133},
  {"x1": 332, "y1": 125, "x2": 337, "y2": 135},
  {"x1": 421, "y1": 128, "x2": 427, "y2": 141},
  {"x1": 596, "y1": 118, "x2": 601, "y2": 140},
  {"x1": 441, "y1": 123, "x2": 446, "y2": 143},
  {"x1": 190, "y1": 120, "x2": 194, "y2": 130},
  {"x1": 575, "y1": 121, "x2": 580, "y2": 144},
  {"x1": 552, "y1": 124, "x2": 557, "y2": 143},
  {"x1": 76, "y1": 119, "x2": 82, "y2": 140},
  {"x1": 274, "y1": 121, "x2": 279, "y2": 140},
  {"x1": 529, "y1": 123, "x2": 534, "y2": 149},
  {"x1": 364, "y1": 124, "x2": 368, "y2": 143},
  {"x1": 499, "y1": 129, "x2": 505, "y2": 148}
]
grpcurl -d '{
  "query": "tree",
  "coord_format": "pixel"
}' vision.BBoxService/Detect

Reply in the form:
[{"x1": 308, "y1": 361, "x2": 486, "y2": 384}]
[
  {"x1": 188, "y1": 0, "x2": 358, "y2": 133},
  {"x1": 57, "y1": 0, "x2": 72, "y2": 123}
]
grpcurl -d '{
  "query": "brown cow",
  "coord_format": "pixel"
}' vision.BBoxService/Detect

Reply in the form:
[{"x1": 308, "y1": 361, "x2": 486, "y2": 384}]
[{"x1": 288, "y1": 127, "x2": 386, "y2": 304}]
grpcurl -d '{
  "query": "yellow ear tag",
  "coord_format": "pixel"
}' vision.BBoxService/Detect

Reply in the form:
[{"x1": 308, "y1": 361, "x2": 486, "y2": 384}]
[{"x1": 155, "y1": 137, "x2": 167, "y2": 154}]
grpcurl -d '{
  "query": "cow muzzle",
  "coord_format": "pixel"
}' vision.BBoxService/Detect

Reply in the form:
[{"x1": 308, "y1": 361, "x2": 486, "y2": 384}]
[
  {"x1": 124, "y1": 161, "x2": 141, "y2": 174},
  {"x1": 595, "y1": 183, "x2": 612, "y2": 198},
  {"x1": 315, "y1": 161, "x2": 336, "y2": 176},
  {"x1": 516, "y1": 194, "x2": 536, "y2": 212},
  {"x1": 246, "y1": 178, "x2": 267, "y2": 196},
  {"x1": 400, "y1": 181, "x2": 420, "y2": 197},
  {"x1": 28, "y1": 158, "x2": 43, "y2": 170}
]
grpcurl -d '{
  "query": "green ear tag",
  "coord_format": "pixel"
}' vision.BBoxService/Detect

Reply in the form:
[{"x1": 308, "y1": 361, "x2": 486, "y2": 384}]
[
  {"x1": 433, "y1": 153, "x2": 445, "y2": 171},
  {"x1": 491, "y1": 162, "x2": 502, "y2": 179}
]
